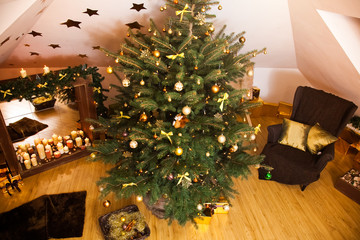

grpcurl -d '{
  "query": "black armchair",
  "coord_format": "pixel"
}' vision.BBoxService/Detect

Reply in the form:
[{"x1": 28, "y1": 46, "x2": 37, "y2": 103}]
[{"x1": 258, "y1": 86, "x2": 358, "y2": 190}]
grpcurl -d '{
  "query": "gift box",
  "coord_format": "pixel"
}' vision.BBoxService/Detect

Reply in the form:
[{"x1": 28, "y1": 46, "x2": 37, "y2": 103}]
[
  {"x1": 194, "y1": 207, "x2": 213, "y2": 225},
  {"x1": 205, "y1": 197, "x2": 230, "y2": 214}
]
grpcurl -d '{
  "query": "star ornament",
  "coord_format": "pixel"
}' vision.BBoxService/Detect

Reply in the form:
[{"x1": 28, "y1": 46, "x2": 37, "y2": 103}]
[
  {"x1": 126, "y1": 21, "x2": 144, "y2": 29},
  {"x1": 131, "y1": 3, "x2": 146, "y2": 12},
  {"x1": 83, "y1": 8, "x2": 98, "y2": 16},
  {"x1": 49, "y1": 44, "x2": 60, "y2": 49},
  {"x1": 29, "y1": 31, "x2": 42, "y2": 37},
  {"x1": 30, "y1": 52, "x2": 40, "y2": 56},
  {"x1": 78, "y1": 54, "x2": 88, "y2": 58},
  {"x1": 1, "y1": 36, "x2": 10, "y2": 46},
  {"x1": 61, "y1": 19, "x2": 81, "y2": 28}
]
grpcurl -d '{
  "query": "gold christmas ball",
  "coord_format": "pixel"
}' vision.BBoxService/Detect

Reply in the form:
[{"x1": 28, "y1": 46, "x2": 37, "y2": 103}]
[
  {"x1": 122, "y1": 78, "x2": 130, "y2": 87},
  {"x1": 211, "y1": 85, "x2": 220, "y2": 93},
  {"x1": 178, "y1": 31, "x2": 182, "y2": 36},
  {"x1": 168, "y1": 96, "x2": 172, "y2": 102},
  {"x1": 115, "y1": 58, "x2": 119, "y2": 63},
  {"x1": 205, "y1": 31, "x2": 210, "y2": 36},
  {"x1": 140, "y1": 79, "x2": 145, "y2": 85},
  {"x1": 120, "y1": 51, "x2": 124, "y2": 56},
  {"x1": 174, "y1": 81, "x2": 184, "y2": 91},
  {"x1": 160, "y1": 6, "x2": 164, "y2": 11},
  {"x1": 168, "y1": 28, "x2": 173, "y2": 35},
  {"x1": 136, "y1": 195, "x2": 143, "y2": 202},
  {"x1": 130, "y1": 140, "x2": 138, "y2": 149},
  {"x1": 153, "y1": 134, "x2": 158, "y2": 139},
  {"x1": 226, "y1": 49, "x2": 230, "y2": 54},
  {"x1": 201, "y1": 6, "x2": 206, "y2": 12},
  {"x1": 239, "y1": 36, "x2": 246, "y2": 44},
  {"x1": 103, "y1": 200, "x2": 111, "y2": 208},
  {"x1": 134, "y1": 93, "x2": 139, "y2": 99},
  {"x1": 209, "y1": 25, "x2": 215, "y2": 32},
  {"x1": 127, "y1": 33, "x2": 130, "y2": 37},
  {"x1": 197, "y1": 204, "x2": 203, "y2": 211},
  {"x1": 153, "y1": 50, "x2": 160, "y2": 58},
  {"x1": 218, "y1": 134, "x2": 226, "y2": 144},
  {"x1": 148, "y1": 28, "x2": 152, "y2": 32},
  {"x1": 182, "y1": 106, "x2": 191, "y2": 115},
  {"x1": 155, "y1": 61, "x2": 160, "y2": 66},
  {"x1": 218, "y1": 5, "x2": 223, "y2": 10},
  {"x1": 206, "y1": 152, "x2": 210, "y2": 157},
  {"x1": 90, "y1": 152, "x2": 96, "y2": 158},
  {"x1": 106, "y1": 66, "x2": 113, "y2": 74},
  {"x1": 194, "y1": 66, "x2": 198, "y2": 70},
  {"x1": 175, "y1": 147, "x2": 183, "y2": 156},
  {"x1": 139, "y1": 112, "x2": 148, "y2": 122},
  {"x1": 120, "y1": 216, "x2": 126, "y2": 222},
  {"x1": 162, "y1": 27, "x2": 166, "y2": 32}
]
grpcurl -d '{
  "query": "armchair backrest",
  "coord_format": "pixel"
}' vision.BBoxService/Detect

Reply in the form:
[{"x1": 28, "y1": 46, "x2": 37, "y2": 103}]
[{"x1": 290, "y1": 86, "x2": 358, "y2": 137}]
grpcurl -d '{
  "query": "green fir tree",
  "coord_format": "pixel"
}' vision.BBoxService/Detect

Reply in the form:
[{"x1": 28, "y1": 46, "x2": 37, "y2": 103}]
[{"x1": 89, "y1": 0, "x2": 266, "y2": 225}]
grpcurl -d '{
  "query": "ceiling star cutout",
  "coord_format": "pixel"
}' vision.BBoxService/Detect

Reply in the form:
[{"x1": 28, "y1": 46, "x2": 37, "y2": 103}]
[
  {"x1": 15, "y1": 36, "x2": 20, "y2": 40},
  {"x1": 37, "y1": 6, "x2": 47, "y2": 15},
  {"x1": 92, "y1": 46, "x2": 100, "y2": 50},
  {"x1": 83, "y1": 8, "x2": 98, "y2": 16},
  {"x1": 24, "y1": 44, "x2": 30, "y2": 47},
  {"x1": 61, "y1": 19, "x2": 81, "y2": 28},
  {"x1": 131, "y1": 3, "x2": 146, "y2": 12},
  {"x1": 126, "y1": 21, "x2": 144, "y2": 29},
  {"x1": 0, "y1": 36, "x2": 10, "y2": 46},
  {"x1": 30, "y1": 52, "x2": 40, "y2": 56},
  {"x1": 78, "y1": 54, "x2": 88, "y2": 58},
  {"x1": 49, "y1": 44, "x2": 60, "y2": 49},
  {"x1": 29, "y1": 30, "x2": 42, "y2": 37}
]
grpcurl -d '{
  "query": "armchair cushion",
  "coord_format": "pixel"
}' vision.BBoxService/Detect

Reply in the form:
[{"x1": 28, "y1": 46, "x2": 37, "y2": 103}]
[
  {"x1": 278, "y1": 118, "x2": 311, "y2": 151},
  {"x1": 307, "y1": 123, "x2": 338, "y2": 154}
]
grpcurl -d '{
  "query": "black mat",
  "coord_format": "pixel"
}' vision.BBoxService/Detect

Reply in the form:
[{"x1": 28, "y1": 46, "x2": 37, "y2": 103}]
[
  {"x1": 0, "y1": 191, "x2": 86, "y2": 240},
  {"x1": 7, "y1": 117, "x2": 48, "y2": 142}
]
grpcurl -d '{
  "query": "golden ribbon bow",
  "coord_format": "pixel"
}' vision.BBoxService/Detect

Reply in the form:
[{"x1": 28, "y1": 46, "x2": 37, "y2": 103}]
[
  {"x1": 254, "y1": 124, "x2": 261, "y2": 135},
  {"x1": 116, "y1": 111, "x2": 131, "y2": 119},
  {"x1": 161, "y1": 130, "x2": 173, "y2": 144},
  {"x1": 0, "y1": 89, "x2": 12, "y2": 98},
  {"x1": 166, "y1": 52, "x2": 185, "y2": 60},
  {"x1": 59, "y1": 73, "x2": 67, "y2": 80},
  {"x1": 37, "y1": 82, "x2": 48, "y2": 88},
  {"x1": 176, "y1": 4, "x2": 191, "y2": 22},
  {"x1": 217, "y1": 93, "x2": 229, "y2": 111},
  {"x1": 93, "y1": 87, "x2": 101, "y2": 93},
  {"x1": 122, "y1": 183, "x2": 137, "y2": 189},
  {"x1": 177, "y1": 172, "x2": 191, "y2": 185}
]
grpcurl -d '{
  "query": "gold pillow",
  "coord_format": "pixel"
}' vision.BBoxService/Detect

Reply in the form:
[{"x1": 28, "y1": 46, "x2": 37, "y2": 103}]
[
  {"x1": 278, "y1": 119, "x2": 311, "y2": 151},
  {"x1": 307, "y1": 123, "x2": 338, "y2": 154}
]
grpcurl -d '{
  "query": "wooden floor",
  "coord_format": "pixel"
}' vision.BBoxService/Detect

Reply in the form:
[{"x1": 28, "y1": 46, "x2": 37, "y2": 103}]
[{"x1": 0, "y1": 101, "x2": 360, "y2": 240}]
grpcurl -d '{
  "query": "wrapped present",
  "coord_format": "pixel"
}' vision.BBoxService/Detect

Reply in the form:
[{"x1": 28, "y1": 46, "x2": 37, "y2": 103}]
[
  {"x1": 194, "y1": 207, "x2": 213, "y2": 225},
  {"x1": 205, "y1": 197, "x2": 230, "y2": 214}
]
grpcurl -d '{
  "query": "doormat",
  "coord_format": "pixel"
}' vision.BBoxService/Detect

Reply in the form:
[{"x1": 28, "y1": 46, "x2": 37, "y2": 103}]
[{"x1": 0, "y1": 191, "x2": 86, "y2": 240}]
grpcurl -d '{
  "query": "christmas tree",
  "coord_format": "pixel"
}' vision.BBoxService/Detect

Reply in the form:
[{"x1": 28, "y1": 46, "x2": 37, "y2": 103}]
[{"x1": 89, "y1": 0, "x2": 266, "y2": 225}]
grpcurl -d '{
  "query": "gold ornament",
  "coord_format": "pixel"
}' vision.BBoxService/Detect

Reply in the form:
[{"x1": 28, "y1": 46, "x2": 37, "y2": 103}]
[
  {"x1": 160, "y1": 6, "x2": 164, "y2": 11},
  {"x1": 218, "y1": 134, "x2": 226, "y2": 144},
  {"x1": 209, "y1": 25, "x2": 215, "y2": 32},
  {"x1": 106, "y1": 66, "x2": 113, "y2": 74},
  {"x1": 174, "y1": 81, "x2": 184, "y2": 91},
  {"x1": 134, "y1": 93, "x2": 139, "y2": 99},
  {"x1": 168, "y1": 28, "x2": 173, "y2": 34},
  {"x1": 139, "y1": 112, "x2": 148, "y2": 122},
  {"x1": 197, "y1": 204, "x2": 203, "y2": 211},
  {"x1": 226, "y1": 49, "x2": 230, "y2": 54},
  {"x1": 148, "y1": 28, "x2": 152, "y2": 32},
  {"x1": 206, "y1": 152, "x2": 210, "y2": 157},
  {"x1": 182, "y1": 106, "x2": 191, "y2": 115},
  {"x1": 103, "y1": 200, "x2": 111, "y2": 208},
  {"x1": 115, "y1": 58, "x2": 119, "y2": 63},
  {"x1": 140, "y1": 79, "x2": 145, "y2": 85},
  {"x1": 174, "y1": 0, "x2": 178, "y2": 4},
  {"x1": 136, "y1": 195, "x2": 143, "y2": 202},
  {"x1": 162, "y1": 27, "x2": 166, "y2": 32},
  {"x1": 120, "y1": 216, "x2": 126, "y2": 222},
  {"x1": 247, "y1": 69, "x2": 254, "y2": 77},
  {"x1": 127, "y1": 33, "x2": 130, "y2": 37},
  {"x1": 211, "y1": 85, "x2": 220, "y2": 93},
  {"x1": 122, "y1": 78, "x2": 130, "y2": 87},
  {"x1": 175, "y1": 147, "x2": 183, "y2": 156},
  {"x1": 168, "y1": 96, "x2": 172, "y2": 102},
  {"x1": 230, "y1": 145, "x2": 238, "y2": 152},
  {"x1": 129, "y1": 140, "x2": 138, "y2": 149},
  {"x1": 178, "y1": 31, "x2": 182, "y2": 36},
  {"x1": 90, "y1": 152, "x2": 96, "y2": 158},
  {"x1": 163, "y1": 87, "x2": 167, "y2": 92},
  {"x1": 194, "y1": 66, "x2": 198, "y2": 70},
  {"x1": 205, "y1": 31, "x2": 210, "y2": 36},
  {"x1": 218, "y1": 5, "x2": 223, "y2": 10},
  {"x1": 201, "y1": 6, "x2": 206, "y2": 12},
  {"x1": 155, "y1": 61, "x2": 160, "y2": 66},
  {"x1": 153, "y1": 50, "x2": 160, "y2": 58},
  {"x1": 239, "y1": 36, "x2": 246, "y2": 44}
]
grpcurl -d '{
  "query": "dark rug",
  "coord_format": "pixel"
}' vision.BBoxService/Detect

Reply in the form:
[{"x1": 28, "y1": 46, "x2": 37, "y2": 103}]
[
  {"x1": 0, "y1": 191, "x2": 86, "y2": 240},
  {"x1": 7, "y1": 117, "x2": 48, "y2": 142}
]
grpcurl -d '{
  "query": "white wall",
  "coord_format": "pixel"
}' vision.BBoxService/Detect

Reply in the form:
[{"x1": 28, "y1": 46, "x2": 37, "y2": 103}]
[{"x1": 253, "y1": 67, "x2": 313, "y2": 104}]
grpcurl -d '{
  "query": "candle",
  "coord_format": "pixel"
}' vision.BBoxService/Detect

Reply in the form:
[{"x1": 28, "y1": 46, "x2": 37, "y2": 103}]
[
  {"x1": 25, "y1": 143, "x2": 30, "y2": 149},
  {"x1": 36, "y1": 143, "x2": 46, "y2": 160},
  {"x1": 58, "y1": 136, "x2": 63, "y2": 143},
  {"x1": 31, "y1": 157, "x2": 38, "y2": 166},
  {"x1": 42, "y1": 138, "x2": 48, "y2": 146},
  {"x1": 45, "y1": 144, "x2": 53, "y2": 156},
  {"x1": 45, "y1": 149, "x2": 52, "y2": 159},
  {"x1": 84, "y1": 137, "x2": 90, "y2": 147},
  {"x1": 48, "y1": 139, "x2": 54, "y2": 146},
  {"x1": 66, "y1": 140, "x2": 74, "y2": 148},
  {"x1": 19, "y1": 144, "x2": 27, "y2": 152},
  {"x1": 78, "y1": 130, "x2": 84, "y2": 137},
  {"x1": 20, "y1": 68, "x2": 27, "y2": 78},
  {"x1": 57, "y1": 142, "x2": 64, "y2": 154},
  {"x1": 28, "y1": 147, "x2": 34, "y2": 154},
  {"x1": 75, "y1": 137, "x2": 82, "y2": 147},
  {"x1": 63, "y1": 146, "x2": 69, "y2": 154},
  {"x1": 31, "y1": 154, "x2": 36, "y2": 159},
  {"x1": 23, "y1": 152, "x2": 30, "y2": 161},
  {"x1": 54, "y1": 151, "x2": 61, "y2": 159},
  {"x1": 34, "y1": 138, "x2": 41, "y2": 146},
  {"x1": 24, "y1": 160, "x2": 31, "y2": 169},
  {"x1": 71, "y1": 131, "x2": 78, "y2": 140},
  {"x1": 64, "y1": 136, "x2": 70, "y2": 142},
  {"x1": 43, "y1": 65, "x2": 50, "y2": 75},
  {"x1": 17, "y1": 154, "x2": 24, "y2": 163},
  {"x1": 80, "y1": 145, "x2": 86, "y2": 150},
  {"x1": 52, "y1": 134, "x2": 58, "y2": 145}
]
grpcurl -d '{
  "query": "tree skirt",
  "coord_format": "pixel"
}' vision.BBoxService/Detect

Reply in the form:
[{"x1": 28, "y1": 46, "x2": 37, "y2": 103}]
[
  {"x1": 0, "y1": 191, "x2": 86, "y2": 240},
  {"x1": 7, "y1": 117, "x2": 48, "y2": 142}
]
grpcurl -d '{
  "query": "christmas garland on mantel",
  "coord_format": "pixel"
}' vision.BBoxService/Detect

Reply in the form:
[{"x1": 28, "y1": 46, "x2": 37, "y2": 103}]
[{"x1": 0, "y1": 64, "x2": 108, "y2": 117}]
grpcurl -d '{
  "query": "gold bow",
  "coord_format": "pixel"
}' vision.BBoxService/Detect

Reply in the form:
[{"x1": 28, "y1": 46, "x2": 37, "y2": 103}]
[
  {"x1": 161, "y1": 130, "x2": 173, "y2": 144},
  {"x1": 116, "y1": 111, "x2": 131, "y2": 119},
  {"x1": 59, "y1": 73, "x2": 67, "y2": 80},
  {"x1": 37, "y1": 82, "x2": 48, "y2": 88},
  {"x1": 0, "y1": 89, "x2": 12, "y2": 98},
  {"x1": 122, "y1": 182, "x2": 137, "y2": 189},
  {"x1": 217, "y1": 93, "x2": 229, "y2": 111},
  {"x1": 254, "y1": 124, "x2": 261, "y2": 135},
  {"x1": 166, "y1": 52, "x2": 185, "y2": 60},
  {"x1": 176, "y1": 4, "x2": 191, "y2": 22},
  {"x1": 177, "y1": 172, "x2": 191, "y2": 185},
  {"x1": 93, "y1": 87, "x2": 101, "y2": 93}
]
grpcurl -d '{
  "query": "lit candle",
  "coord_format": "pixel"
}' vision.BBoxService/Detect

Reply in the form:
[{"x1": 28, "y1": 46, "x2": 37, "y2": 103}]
[
  {"x1": 48, "y1": 139, "x2": 54, "y2": 146},
  {"x1": 45, "y1": 149, "x2": 52, "y2": 159},
  {"x1": 25, "y1": 143, "x2": 30, "y2": 149},
  {"x1": 54, "y1": 151, "x2": 61, "y2": 159},
  {"x1": 19, "y1": 144, "x2": 27, "y2": 152},
  {"x1": 75, "y1": 137, "x2": 82, "y2": 148},
  {"x1": 64, "y1": 136, "x2": 70, "y2": 142},
  {"x1": 78, "y1": 130, "x2": 84, "y2": 137},
  {"x1": 58, "y1": 136, "x2": 63, "y2": 143},
  {"x1": 34, "y1": 138, "x2": 41, "y2": 146},
  {"x1": 20, "y1": 68, "x2": 27, "y2": 78},
  {"x1": 31, "y1": 157, "x2": 38, "y2": 166},
  {"x1": 57, "y1": 142, "x2": 64, "y2": 154},
  {"x1": 43, "y1": 65, "x2": 50, "y2": 75},
  {"x1": 31, "y1": 154, "x2": 36, "y2": 159},
  {"x1": 28, "y1": 147, "x2": 34, "y2": 154},
  {"x1": 63, "y1": 146, "x2": 69, "y2": 154},
  {"x1": 71, "y1": 131, "x2": 78, "y2": 140},
  {"x1": 24, "y1": 160, "x2": 31, "y2": 169},
  {"x1": 37, "y1": 143, "x2": 46, "y2": 160},
  {"x1": 45, "y1": 144, "x2": 52, "y2": 156},
  {"x1": 42, "y1": 138, "x2": 48, "y2": 146},
  {"x1": 52, "y1": 134, "x2": 58, "y2": 145},
  {"x1": 23, "y1": 152, "x2": 30, "y2": 161},
  {"x1": 84, "y1": 137, "x2": 90, "y2": 147},
  {"x1": 66, "y1": 140, "x2": 74, "y2": 148}
]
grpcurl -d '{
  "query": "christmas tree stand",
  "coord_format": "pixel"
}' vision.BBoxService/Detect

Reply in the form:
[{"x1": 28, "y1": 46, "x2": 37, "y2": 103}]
[{"x1": 143, "y1": 194, "x2": 167, "y2": 219}]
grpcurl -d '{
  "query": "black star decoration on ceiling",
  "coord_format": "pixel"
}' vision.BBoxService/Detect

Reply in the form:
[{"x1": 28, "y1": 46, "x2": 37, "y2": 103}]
[
  {"x1": 1, "y1": 36, "x2": 10, "y2": 46},
  {"x1": 24, "y1": 44, "x2": 30, "y2": 47},
  {"x1": 78, "y1": 54, "x2": 88, "y2": 58},
  {"x1": 49, "y1": 44, "x2": 60, "y2": 49},
  {"x1": 92, "y1": 46, "x2": 100, "y2": 50},
  {"x1": 29, "y1": 31, "x2": 42, "y2": 37},
  {"x1": 131, "y1": 3, "x2": 146, "y2": 12},
  {"x1": 30, "y1": 52, "x2": 40, "y2": 56},
  {"x1": 126, "y1": 21, "x2": 144, "y2": 29},
  {"x1": 61, "y1": 19, "x2": 81, "y2": 28},
  {"x1": 83, "y1": 8, "x2": 98, "y2": 16}
]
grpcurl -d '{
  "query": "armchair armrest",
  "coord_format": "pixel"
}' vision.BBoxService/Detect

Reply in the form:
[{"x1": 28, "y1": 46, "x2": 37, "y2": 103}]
[
  {"x1": 267, "y1": 124, "x2": 283, "y2": 143},
  {"x1": 314, "y1": 143, "x2": 335, "y2": 171}
]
